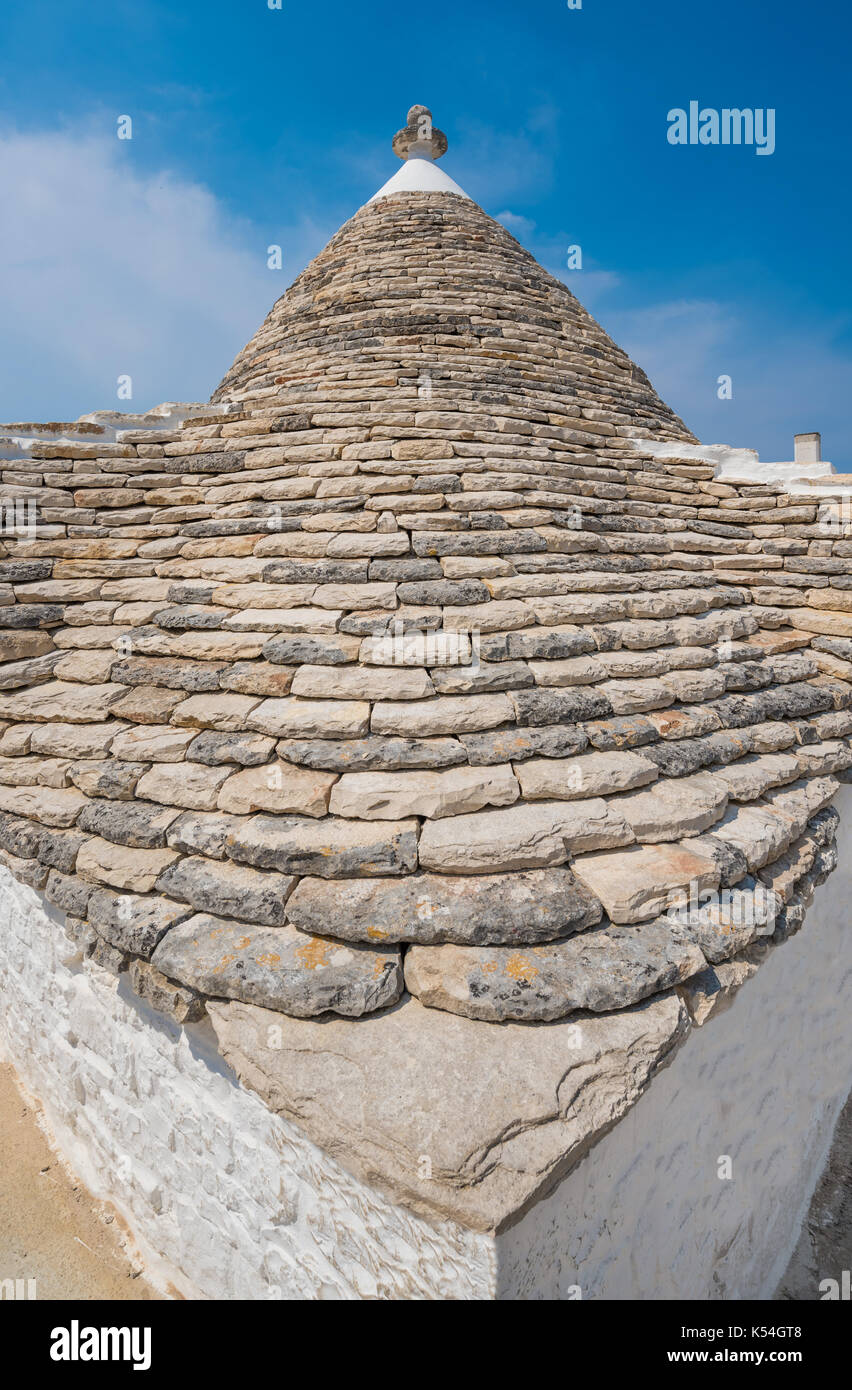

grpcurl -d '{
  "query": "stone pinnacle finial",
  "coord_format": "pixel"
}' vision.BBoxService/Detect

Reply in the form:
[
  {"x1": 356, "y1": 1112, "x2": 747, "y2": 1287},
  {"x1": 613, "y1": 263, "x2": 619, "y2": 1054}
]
[{"x1": 392, "y1": 105, "x2": 448, "y2": 162}]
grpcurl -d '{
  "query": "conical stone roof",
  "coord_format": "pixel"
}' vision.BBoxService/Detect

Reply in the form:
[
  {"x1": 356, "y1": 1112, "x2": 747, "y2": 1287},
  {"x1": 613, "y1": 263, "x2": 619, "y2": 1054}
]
[
  {"x1": 212, "y1": 160, "x2": 693, "y2": 447},
  {"x1": 0, "y1": 109, "x2": 850, "y2": 1096}
]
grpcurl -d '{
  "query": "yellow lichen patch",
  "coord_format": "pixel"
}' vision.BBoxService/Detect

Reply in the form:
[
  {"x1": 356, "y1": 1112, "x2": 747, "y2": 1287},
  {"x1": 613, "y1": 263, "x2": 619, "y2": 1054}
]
[
  {"x1": 212, "y1": 952, "x2": 237, "y2": 976},
  {"x1": 294, "y1": 936, "x2": 333, "y2": 971},
  {"x1": 504, "y1": 953, "x2": 539, "y2": 983},
  {"x1": 254, "y1": 952, "x2": 282, "y2": 968},
  {"x1": 479, "y1": 960, "x2": 498, "y2": 974},
  {"x1": 366, "y1": 926, "x2": 388, "y2": 940}
]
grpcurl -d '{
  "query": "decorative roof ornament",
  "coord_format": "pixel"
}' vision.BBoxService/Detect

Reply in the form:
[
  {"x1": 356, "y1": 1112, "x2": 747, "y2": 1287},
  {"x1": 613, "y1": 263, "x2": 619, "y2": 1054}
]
[
  {"x1": 369, "y1": 104, "x2": 469, "y2": 203},
  {"x1": 392, "y1": 105, "x2": 448, "y2": 162}
]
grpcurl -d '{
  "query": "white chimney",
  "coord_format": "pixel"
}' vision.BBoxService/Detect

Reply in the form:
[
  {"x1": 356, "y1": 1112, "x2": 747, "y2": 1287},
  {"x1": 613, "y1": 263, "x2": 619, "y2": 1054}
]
[{"x1": 794, "y1": 432, "x2": 821, "y2": 464}]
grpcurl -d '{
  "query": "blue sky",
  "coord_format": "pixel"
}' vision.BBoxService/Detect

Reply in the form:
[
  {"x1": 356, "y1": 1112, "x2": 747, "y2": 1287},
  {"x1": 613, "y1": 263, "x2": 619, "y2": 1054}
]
[{"x1": 1, "y1": 0, "x2": 850, "y2": 464}]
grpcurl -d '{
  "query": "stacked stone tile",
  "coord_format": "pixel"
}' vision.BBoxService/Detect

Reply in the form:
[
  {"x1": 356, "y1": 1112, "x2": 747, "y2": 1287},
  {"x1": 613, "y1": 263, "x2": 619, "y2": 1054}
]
[{"x1": 1, "y1": 112, "x2": 851, "y2": 1037}]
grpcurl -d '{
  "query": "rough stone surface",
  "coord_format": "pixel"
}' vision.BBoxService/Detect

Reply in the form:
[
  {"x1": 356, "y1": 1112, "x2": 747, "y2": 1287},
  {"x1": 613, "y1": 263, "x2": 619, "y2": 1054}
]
[
  {"x1": 152, "y1": 915, "x2": 402, "y2": 1017},
  {"x1": 329, "y1": 764, "x2": 519, "y2": 820},
  {"x1": 226, "y1": 813, "x2": 419, "y2": 878},
  {"x1": 217, "y1": 762, "x2": 336, "y2": 816},
  {"x1": 207, "y1": 989, "x2": 690, "y2": 1230},
  {"x1": 156, "y1": 855, "x2": 295, "y2": 925},
  {"x1": 419, "y1": 798, "x2": 634, "y2": 873},
  {"x1": 404, "y1": 922, "x2": 706, "y2": 1021},
  {"x1": 572, "y1": 842, "x2": 721, "y2": 923},
  {"x1": 285, "y1": 867, "x2": 602, "y2": 945}
]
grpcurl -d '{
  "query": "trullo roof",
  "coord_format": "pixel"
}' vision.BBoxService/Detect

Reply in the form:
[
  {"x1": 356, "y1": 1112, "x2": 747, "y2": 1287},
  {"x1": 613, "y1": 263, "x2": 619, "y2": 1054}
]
[{"x1": 0, "y1": 107, "x2": 850, "y2": 1227}]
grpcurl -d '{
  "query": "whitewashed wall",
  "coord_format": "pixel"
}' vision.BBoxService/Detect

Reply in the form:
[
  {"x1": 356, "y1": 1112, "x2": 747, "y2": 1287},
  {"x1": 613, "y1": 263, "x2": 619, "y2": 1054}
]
[
  {"x1": 0, "y1": 787, "x2": 850, "y2": 1301},
  {"x1": 497, "y1": 784, "x2": 852, "y2": 1300},
  {"x1": 0, "y1": 872, "x2": 491, "y2": 1301}
]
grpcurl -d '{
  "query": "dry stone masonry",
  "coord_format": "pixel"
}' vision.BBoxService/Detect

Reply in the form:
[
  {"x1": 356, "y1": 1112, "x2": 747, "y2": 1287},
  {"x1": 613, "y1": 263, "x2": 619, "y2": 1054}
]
[{"x1": 1, "y1": 106, "x2": 851, "y2": 1229}]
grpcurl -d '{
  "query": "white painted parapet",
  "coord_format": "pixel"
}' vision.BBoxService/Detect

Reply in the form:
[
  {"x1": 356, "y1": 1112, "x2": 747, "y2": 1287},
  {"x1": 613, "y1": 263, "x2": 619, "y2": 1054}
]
[{"x1": 633, "y1": 437, "x2": 843, "y2": 486}]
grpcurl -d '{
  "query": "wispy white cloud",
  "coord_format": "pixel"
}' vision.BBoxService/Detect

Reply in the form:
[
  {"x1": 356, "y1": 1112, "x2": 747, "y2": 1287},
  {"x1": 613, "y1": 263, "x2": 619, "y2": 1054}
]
[
  {"x1": 601, "y1": 296, "x2": 852, "y2": 466},
  {"x1": 495, "y1": 210, "x2": 537, "y2": 237},
  {"x1": 0, "y1": 124, "x2": 327, "y2": 420}
]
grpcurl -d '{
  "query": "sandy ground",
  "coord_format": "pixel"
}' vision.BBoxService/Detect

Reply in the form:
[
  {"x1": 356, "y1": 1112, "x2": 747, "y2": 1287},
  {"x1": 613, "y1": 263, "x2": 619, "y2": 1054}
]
[{"x1": 0, "y1": 1062, "x2": 161, "y2": 1301}]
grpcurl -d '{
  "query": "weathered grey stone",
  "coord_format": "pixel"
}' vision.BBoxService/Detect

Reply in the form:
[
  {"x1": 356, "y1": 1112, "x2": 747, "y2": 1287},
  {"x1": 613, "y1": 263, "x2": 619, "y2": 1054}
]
[
  {"x1": 128, "y1": 958, "x2": 206, "y2": 1023},
  {"x1": 165, "y1": 810, "x2": 241, "y2": 859},
  {"x1": 638, "y1": 739, "x2": 714, "y2": 778},
  {"x1": 261, "y1": 559, "x2": 369, "y2": 584},
  {"x1": 583, "y1": 715, "x2": 658, "y2": 751},
  {"x1": 404, "y1": 920, "x2": 706, "y2": 1021},
  {"x1": 67, "y1": 759, "x2": 147, "y2": 800},
  {"x1": 397, "y1": 579, "x2": 489, "y2": 605},
  {"x1": 497, "y1": 625, "x2": 597, "y2": 661},
  {"x1": 207, "y1": 991, "x2": 690, "y2": 1230},
  {"x1": 0, "y1": 848, "x2": 47, "y2": 889},
  {"x1": 808, "y1": 804, "x2": 840, "y2": 846},
  {"x1": 0, "y1": 812, "x2": 84, "y2": 874},
  {"x1": 87, "y1": 887, "x2": 193, "y2": 955},
  {"x1": 285, "y1": 866, "x2": 602, "y2": 945},
  {"x1": 461, "y1": 724, "x2": 588, "y2": 765},
  {"x1": 156, "y1": 855, "x2": 295, "y2": 925},
  {"x1": 412, "y1": 529, "x2": 547, "y2": 557},
  {"x1": 153, "y1": 916, "x2": 402, "y2": 1017},
  {"x1": 43, "y1": 867, "x2": 93, "y2": 918},
  {"x1": 276, "y1": 735, "x2": 467, "y2": 772},
  {"x1": 261, "y1": 633, "x2": 361, "y2": 666},
  {"x1": 77, "y1": 797, "x2": 180, "y2": 848},
  {"x1": 186, "y1": 729, "x2": 276, "y2": 766},
  {"x1": 369, "y1": 558, "x2": 441, "y2": 582},
  {"x1": 510, "y1": 687, "x2": 613, "y2": 727},
  {"x1": 86, "y1": 935, "x2": 130, "y2": 975},
  {"x1": 226, "y1": 813, "x2": 419, "y2": 877},
  {"x1": 663, "y1": 875, "x2": 776, "y2": 963}
]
